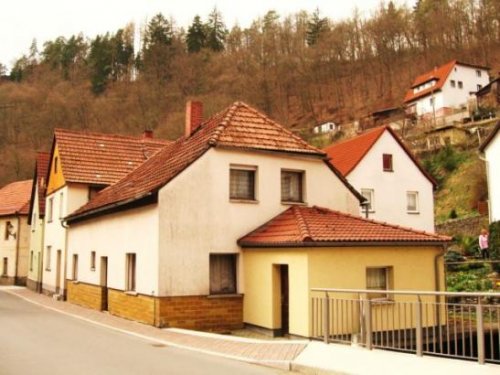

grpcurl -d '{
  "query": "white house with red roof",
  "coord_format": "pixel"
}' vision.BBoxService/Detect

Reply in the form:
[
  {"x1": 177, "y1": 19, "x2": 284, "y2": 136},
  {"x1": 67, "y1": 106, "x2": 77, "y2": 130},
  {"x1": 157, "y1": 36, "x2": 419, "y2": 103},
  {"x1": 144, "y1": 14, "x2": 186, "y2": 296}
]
[
  {"x1": 0, "y1": 180, "x2": 33, "y2": 285},
  {"x1": 480, "y1": 121, "x2": 500, "y2": 223},
  {"x1": 324, "y1": 126, "x2": 436, "y2": 232},
  {"x1": 41, "y1": 129, "x2": 169, "y2": 298},
  {"x1": 404, "y1": 60, "x2": 489, "y2": 117},
  {"x1": 63, "y1": 101, "x2": 363, "y2": 331}
]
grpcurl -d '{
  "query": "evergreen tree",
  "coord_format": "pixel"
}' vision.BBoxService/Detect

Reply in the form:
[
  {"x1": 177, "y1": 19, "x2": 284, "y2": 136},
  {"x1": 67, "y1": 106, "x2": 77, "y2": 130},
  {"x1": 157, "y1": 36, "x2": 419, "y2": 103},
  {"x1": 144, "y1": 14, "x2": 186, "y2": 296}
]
[
  {"x1": 306, "y1": 8, "x2": 328, "y2": 46},
  {"x1": 143, "y1": 13, "x2": 173, "y2": 49},
  {"x1": 186, "y1": 15, "x2": 206, "y2": 53},
  {"x1": 88, "y1": 34, "x2": 113, "y2": 93},
  {"x1": 205, "y1": 7, "x2": 227, "y2": 52}
]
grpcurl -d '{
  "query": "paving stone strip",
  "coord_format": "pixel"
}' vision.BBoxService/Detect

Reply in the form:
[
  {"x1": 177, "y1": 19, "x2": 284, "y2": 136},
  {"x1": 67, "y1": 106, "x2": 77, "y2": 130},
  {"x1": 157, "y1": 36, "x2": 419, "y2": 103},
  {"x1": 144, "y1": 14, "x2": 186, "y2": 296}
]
[{"x1": 6, "y1": 288, "x2": 307, "y2": 365}]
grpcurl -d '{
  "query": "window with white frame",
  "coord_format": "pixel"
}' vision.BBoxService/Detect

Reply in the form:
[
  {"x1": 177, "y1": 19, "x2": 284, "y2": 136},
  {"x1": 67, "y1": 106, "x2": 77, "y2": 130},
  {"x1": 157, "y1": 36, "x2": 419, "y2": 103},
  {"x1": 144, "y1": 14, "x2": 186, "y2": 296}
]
[
  {"x1": 45, "y1": 246, "x2": 51, "y2": 271},
  {"x1": 126, "y1": 253, "x2": 136, "y2": 292},
  {"x1": 72, "y1": 254, "x2": 78, "y2": 280},
  {"x1": 210, "y1": 254, "x2": 237, "y2": 295},
  {"x1": 281, "y1": 170, "x2": 304, "y2": 203},
  {"x1": 48, "y1": 197, "x2": 54, "y2": 223},
  {"x1": 90, "y1": 251, "x2": 96, "y2": 271},
  {"x1": 229, "y1": 166, "x2": 256, "y2": 201},
  {"x1": 361, "y1": 189, "x2": 375, "y2": 212},
  {"x1": 407, "y1": 191, "x2": 419, "y2": 213},
  {"x1": 367, "y1": 267, "x2": 392, "y2": 299}
]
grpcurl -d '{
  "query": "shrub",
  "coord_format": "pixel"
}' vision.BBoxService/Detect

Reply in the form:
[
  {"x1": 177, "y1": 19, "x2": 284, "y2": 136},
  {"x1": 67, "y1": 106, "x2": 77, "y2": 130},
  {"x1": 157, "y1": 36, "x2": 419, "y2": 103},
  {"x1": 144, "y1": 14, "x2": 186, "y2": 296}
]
[
  {"x1": 489, "y1": 221, "x2": 500, "y2": 272},
  {"x1": 449, "y1": 209, "x2": 458, "y2": 219}
]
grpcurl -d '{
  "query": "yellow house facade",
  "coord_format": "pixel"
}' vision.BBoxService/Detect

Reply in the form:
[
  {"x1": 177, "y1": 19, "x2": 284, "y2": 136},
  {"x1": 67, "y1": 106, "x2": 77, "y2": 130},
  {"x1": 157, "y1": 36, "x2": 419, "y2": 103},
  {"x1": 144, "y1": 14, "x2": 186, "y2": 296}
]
[{"x1": 239, "y1": 206, "x2": 450, "y2": 338}]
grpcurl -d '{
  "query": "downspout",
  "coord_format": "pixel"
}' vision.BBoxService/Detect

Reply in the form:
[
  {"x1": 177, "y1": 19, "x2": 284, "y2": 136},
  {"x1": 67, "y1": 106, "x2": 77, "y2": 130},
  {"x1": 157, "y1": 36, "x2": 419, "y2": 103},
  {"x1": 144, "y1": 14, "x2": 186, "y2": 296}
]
[
  {"x1": 14, "y1": 216, "x2": 21, "y2": 285},
  {"x1": 61, "y1": 218, "x2": 69, "y2": 300},
  {"x1": 478, "y1": 154, "x2": 491, "y2": 222},
  {"x1": 38, "y1": 216, "x2": 45, "y2": 293},
  {"x1": 434, "y1": 244, "x2": 447, "y2": 328}
]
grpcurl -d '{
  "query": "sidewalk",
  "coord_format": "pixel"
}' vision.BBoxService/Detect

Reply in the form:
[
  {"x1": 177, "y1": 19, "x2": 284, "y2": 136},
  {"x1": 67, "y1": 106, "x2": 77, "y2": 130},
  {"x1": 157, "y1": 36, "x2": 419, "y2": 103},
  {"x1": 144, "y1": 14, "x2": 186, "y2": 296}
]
[{"x1": 4, "y1": 287, "x2": 499, "y2": 374}]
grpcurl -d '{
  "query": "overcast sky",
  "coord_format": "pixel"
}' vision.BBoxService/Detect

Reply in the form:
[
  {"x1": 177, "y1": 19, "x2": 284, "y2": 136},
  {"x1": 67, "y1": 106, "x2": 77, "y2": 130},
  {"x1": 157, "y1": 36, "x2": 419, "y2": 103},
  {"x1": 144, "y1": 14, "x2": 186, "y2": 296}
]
[{"x1": 0, "y1": 0, "x2": 412, "y2": 70}]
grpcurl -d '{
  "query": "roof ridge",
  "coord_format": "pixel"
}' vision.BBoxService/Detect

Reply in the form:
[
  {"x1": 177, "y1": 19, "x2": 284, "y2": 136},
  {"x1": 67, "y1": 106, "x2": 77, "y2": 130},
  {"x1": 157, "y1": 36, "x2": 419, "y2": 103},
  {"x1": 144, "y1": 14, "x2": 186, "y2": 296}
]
[
  {"x1": 208, "y1": 102, "x2": 242, "y2": 146},
  {"x1": 293, "y1": 206, "x2": 313, "y2": 242},
  {"x1": 54, "y1": 127, "x2": 170, "y2": 144}
]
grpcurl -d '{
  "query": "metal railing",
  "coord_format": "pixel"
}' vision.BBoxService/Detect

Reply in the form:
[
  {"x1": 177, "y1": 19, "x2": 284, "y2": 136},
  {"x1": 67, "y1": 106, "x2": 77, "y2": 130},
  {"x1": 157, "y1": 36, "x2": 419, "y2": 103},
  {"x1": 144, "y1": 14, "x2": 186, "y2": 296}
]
[{"x1": 311, "y1": 288, "x2": 500, "y2": 364}]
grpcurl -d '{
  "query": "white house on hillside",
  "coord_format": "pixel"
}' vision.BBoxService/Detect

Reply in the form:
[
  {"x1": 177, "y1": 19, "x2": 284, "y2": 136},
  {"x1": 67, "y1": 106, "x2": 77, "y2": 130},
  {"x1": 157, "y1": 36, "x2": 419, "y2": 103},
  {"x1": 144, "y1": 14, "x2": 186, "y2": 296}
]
[
  {"x1": 404, "y1": 60, "x2": 489, "y2": 117},
  {"x1": 479, "y1": 121, "x2": 500, "y2": 223},
  {"x1": 324, "y1": 126, "x2": 436, "y2": 232},
  {"x1": 313, "y1": 121, "x2": 337, "y2": 134}
]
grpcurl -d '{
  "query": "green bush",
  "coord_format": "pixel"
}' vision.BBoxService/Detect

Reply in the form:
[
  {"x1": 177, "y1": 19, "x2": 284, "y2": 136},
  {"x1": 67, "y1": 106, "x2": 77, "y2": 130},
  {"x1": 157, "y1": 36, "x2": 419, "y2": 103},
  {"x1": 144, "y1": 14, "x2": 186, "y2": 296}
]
[
  {"x1": 447, "y1": 267, "x2": 493, "y2": 292},
  {"x1": 489, "y1": 221, "x2": 500, "y2": 272},
  {"x1": 422, "y1": 146, "x2": 466, "y2": 188}
]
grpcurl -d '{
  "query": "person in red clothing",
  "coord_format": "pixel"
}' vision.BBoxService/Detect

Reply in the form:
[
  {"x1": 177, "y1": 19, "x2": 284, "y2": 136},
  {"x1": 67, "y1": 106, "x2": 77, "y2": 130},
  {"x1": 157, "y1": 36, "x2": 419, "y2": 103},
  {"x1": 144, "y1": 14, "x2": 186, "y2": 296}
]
[{"x1": 479, "y1": 229, "x2": 489, "y2": 259}]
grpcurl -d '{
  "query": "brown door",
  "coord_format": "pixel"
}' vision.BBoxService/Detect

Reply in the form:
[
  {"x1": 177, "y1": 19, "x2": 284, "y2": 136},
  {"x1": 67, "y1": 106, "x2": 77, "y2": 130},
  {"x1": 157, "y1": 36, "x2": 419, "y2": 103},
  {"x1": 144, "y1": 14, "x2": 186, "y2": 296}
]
[
  {"x1": 100, "y1": 257, "x2": 108, "y2": 311},
  {"x1": 55, "y1": 250, "x2": 62, "y2": 294},
  {"x1": 280, "y1": 265, "x2": 289, "y2": 335}
]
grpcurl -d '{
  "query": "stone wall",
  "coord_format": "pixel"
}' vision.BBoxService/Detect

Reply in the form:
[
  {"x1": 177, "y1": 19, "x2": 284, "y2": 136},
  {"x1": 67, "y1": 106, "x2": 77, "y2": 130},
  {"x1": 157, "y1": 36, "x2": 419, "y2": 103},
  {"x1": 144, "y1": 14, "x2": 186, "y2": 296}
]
[
  {"x1": 67, "y1": 281, "x2": 106, "y2": 311},
  {"x1": 158, "y1": 295, "x2": 243, "y2": 332},
  {"x1": 436, "y1": 215, "x2": 489, "y2": 238},
  {"x1": 108, "y1": 289, "x2": 156, "y2": 325}
]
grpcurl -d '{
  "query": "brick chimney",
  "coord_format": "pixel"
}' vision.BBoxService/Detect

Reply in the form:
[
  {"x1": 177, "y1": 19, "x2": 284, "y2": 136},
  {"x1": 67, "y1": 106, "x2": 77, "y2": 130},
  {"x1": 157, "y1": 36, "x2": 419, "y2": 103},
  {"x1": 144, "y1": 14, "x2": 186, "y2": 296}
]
[
  {"x1": 143, "y1": 129, "x2": 154, "y2": 139},
  {"x1": 185, "y1": 101, "x2": 203, "y2": 137}
]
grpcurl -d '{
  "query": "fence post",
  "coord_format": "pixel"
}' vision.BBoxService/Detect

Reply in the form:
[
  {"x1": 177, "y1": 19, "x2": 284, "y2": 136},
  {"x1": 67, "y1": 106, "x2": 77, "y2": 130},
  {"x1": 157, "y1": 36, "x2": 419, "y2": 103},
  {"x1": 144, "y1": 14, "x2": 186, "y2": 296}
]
[
  {"x1": 365, "y1": 298, "x2": 372, "y2": 350},
  {"x1": 323, "y1": 292, "x2": 329, "y2": 344},
  {"x1": 416, "y1": 296, "x2": 423, "y2": 357},
  {"x1": 476, "y1": 298, "x2": 485, "y2": 365}
]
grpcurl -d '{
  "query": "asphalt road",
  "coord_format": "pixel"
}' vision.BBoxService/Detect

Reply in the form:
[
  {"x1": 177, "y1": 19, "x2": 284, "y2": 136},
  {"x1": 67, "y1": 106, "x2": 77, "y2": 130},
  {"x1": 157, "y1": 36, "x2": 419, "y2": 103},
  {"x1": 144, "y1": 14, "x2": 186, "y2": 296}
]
[{"x1": 0, "y1": 291, "x2": 289, "y2": 375}]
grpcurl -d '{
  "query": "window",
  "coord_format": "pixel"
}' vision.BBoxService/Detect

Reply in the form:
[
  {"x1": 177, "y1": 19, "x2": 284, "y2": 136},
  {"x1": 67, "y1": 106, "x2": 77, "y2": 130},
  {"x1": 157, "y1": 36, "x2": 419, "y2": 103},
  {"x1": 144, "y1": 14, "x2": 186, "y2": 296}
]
[
  {"x1": 407, "y1": 191, "x2": 419, "y2": 213},
  {"x1": 450, "y1": 80, "x2": 456, "y2": 88},
  {"x1": 476, "y1": 70, "x2": 481, "y2": 77},
  {"x1": 210, "y1": 254, "x2": 237, "y2": 295},
  {"x1": 458, "y1": 81, "x2": 463, "y2": 89},
  {"x1": 48, "y1": 197, "x2": 54, "y2": 223},
  {"x1": 361, "y1": 189, "x2": 375, "y2": 212},
  {"x1": 367, "y1": 267, "x2": 392, "y2": 299},
  {"x1": 126, "y1": 253, "x2": 136, "y2": 291},
  {"x1": 72, "y1": 254, "x2": 78, "y2": 280},
  {"x1": 229, "y1": 167, "x2": 256, "y2": 201},
  {"x1": 90, "y1": 251, "x2": 96, "y2": 271},
  {"x1": 30, "y1": 251, "x2": 34, "y2": 272},
  {"x1": 429, "y1": 97, "x2": 434, "y2": 106},
  {"x1": 4, "y1": 221, "x2": 12, "y2": 240},
  {"x1": 382, "y1": 154, "x2": 393, "y2": 172},
  {"x1": 45, "y1": 246, "x2": 51, "y2": 271},
  {"x1": 32, "y1": 212, "x2": 37, "y2": 230},
  {"x1": 281, "y1": 170, "x2": 304, "y2": 203},
  {"x1": 477, "y1": 84, "x2": 482, "y2": 91},
  {"x1": 54, "y1": 156, "x2": 58, "y2": 173},
  {"x1": 2, "y1": 257, "x2": 7, "y2": 276},
  {"x1": 59, "y1": 192, "x2": 64, "y2": 219}
]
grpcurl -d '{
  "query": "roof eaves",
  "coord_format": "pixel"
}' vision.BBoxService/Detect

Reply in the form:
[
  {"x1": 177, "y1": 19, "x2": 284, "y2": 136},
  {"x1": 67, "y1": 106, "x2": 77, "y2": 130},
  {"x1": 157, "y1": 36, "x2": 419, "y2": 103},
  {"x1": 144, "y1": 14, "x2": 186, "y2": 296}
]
[
  {"x1": 239, "y1": 240, "x2": 450, "y2": 248},
  {"x1": 479, "y1": 121, "x2": 500, "y2": 152}
]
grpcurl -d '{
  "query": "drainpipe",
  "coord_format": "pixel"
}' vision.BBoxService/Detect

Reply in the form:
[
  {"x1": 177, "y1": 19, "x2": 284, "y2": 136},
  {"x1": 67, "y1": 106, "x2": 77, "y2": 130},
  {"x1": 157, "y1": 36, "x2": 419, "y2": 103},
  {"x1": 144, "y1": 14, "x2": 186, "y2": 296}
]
[
  {"x1": 14, "y1": 216, "x2": 21, "y2": 285},
  {"x1": 38, "y1": 215, "x2": 45, "y2": 293},
  {"x1": 434, "y1": 244, "x2": 446, "y2": 329},
  {"x1": 61, "y1": 218, "x2": 69, "y2": 300}
]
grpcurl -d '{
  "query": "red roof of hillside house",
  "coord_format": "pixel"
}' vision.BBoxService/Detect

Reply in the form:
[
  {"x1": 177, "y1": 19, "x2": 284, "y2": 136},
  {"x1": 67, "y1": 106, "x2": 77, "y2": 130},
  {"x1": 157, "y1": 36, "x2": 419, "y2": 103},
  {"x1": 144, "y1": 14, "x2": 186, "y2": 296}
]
[
  {"x1": 52, "y1": 128, "x2": 171, "y2": 186},
  {"x1": 404, "y1": 60, "x2": 489, "y2": 104},
  {"x1": 238, "y1": 206, "x2": 450, "y2": 247},
  {"x1": 323, "y1": 126, "x2": 436, "y2": 187},
  {"x1": 479, "y1": 121, "x2": 500, "y2": 152},
  {"x1": 67, "y1": 102, "x2": 361, "y2": 222},
  {"x1": 0, "y1": 180, "x2": 33, "y2": 216},
  {"x1": 28, "y1": 152, "x2": 50, "y2": 223}
]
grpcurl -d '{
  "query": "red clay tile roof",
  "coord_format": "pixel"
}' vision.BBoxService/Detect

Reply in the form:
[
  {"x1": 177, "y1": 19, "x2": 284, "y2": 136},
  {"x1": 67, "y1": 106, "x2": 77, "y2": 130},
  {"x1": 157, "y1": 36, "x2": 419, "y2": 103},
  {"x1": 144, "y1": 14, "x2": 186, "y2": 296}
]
[
  {"x1": 479, "y1": 121, "x2": 500, "y2": 152},
  {"x1": 238, "y1": 206, "x2": 450, "y2": 247},
  {"x1": 323, "y1": 126, "x2": 436, "y2": 187},
  {"x1": 68, "y1": 102, "x2": 327, "y2": 221},
  {"x1": 36, "y1": 152, "x2": 50, "y2": 215},
  {"x1": 53, "y1": 128, "x2": 171, "y2": 186},
  {"x1": 0, "y1": 180, "x2": 33, "y2": 216}
]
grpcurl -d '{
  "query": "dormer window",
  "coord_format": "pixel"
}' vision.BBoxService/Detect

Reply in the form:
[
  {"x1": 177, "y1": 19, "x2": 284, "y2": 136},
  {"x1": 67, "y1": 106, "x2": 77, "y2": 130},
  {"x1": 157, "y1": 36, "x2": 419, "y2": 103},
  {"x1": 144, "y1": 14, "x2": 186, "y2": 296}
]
[{"x1": 382, "y1": 154, "x2": 393, "y2": 172}]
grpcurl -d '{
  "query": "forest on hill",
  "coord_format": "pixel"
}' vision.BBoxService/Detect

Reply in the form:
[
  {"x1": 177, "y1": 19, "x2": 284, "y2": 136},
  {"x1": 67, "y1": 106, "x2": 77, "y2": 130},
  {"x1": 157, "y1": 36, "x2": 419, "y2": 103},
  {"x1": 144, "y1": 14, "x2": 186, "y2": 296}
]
[{"x1": 0, "y1": 0, "x2": 499, "y2": 186}]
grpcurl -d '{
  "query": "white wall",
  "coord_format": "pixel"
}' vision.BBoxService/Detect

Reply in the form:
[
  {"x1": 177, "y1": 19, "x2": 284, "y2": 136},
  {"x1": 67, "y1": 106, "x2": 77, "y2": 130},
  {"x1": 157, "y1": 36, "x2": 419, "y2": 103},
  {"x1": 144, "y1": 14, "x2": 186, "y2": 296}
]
[
  {"x1": 158, "y1": 148, "x2": 360, "y2": 296},
  {"x1": 0, "y1": 215, "x2": 29, "y2": 279},
  {"x1": 67, "y1": 205, "x2": 159, "y2": 294},
  {"x1": 347, "y1": 131, "x2": 435, "y2": 232},
  {"x1": 42, "y1": 184, "x2": 89, "y2": 293},
  {"x1": 415, "y1": 92, "x2": 444, "y2": 117},
  {"x1": 485, "y1": 133, "x2": 500, "y2": 223},
  {"x1": 28, "y1": 184, "x2": 45, "y2": 284}
]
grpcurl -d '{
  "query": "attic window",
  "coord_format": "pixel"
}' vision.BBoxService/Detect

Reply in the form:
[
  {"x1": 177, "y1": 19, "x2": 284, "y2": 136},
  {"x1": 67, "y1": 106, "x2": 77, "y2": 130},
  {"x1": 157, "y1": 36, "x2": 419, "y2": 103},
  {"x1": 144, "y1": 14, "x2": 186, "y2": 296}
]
[
  {"x1": 382, "y1": 154, "x2": 393, "y2": 172},
  {"x1": 54, "y1": 157, "x2": 58, "y2": 173},
  {"x1": 230, "y1": 166, "x2": 256, "y2": 201}
]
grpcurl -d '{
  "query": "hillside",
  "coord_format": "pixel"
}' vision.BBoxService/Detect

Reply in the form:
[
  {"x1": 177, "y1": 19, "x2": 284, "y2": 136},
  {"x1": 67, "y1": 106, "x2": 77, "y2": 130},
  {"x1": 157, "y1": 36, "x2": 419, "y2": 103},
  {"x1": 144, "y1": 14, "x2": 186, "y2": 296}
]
[{"x1": 0, "y1": 0, "x2": 499, "y2": 186}]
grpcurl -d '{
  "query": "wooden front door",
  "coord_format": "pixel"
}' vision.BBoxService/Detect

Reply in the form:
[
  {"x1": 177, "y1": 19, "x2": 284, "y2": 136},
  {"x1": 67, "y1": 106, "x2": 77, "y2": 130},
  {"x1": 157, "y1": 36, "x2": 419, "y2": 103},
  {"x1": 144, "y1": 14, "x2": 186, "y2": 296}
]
[
  {"x1": 100, "y1": 257, "x2": 108, "y2": 311},
  {"x1": 280, "y1": 265, "x2": 289, "y2": 335}
]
